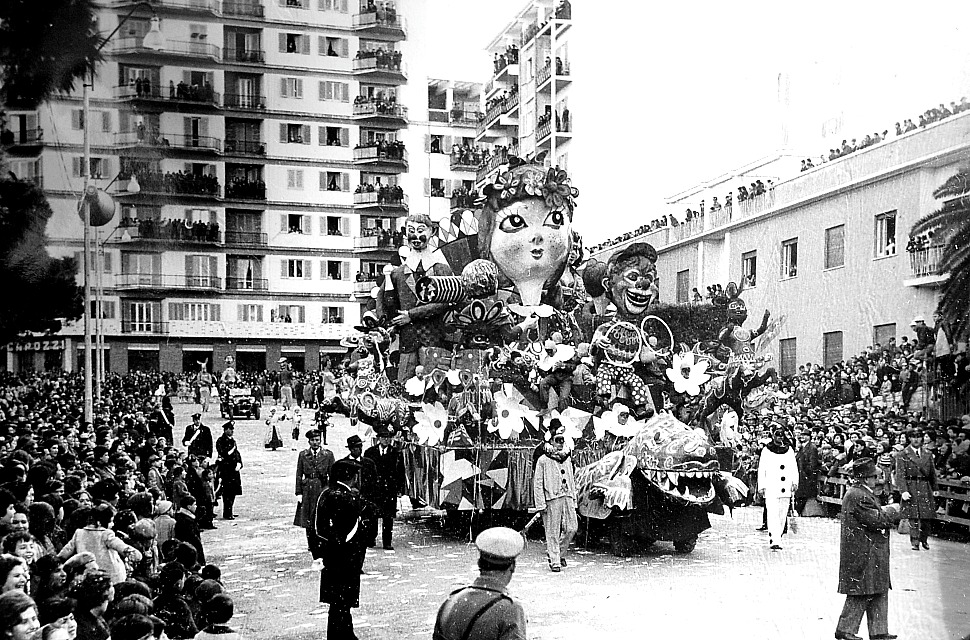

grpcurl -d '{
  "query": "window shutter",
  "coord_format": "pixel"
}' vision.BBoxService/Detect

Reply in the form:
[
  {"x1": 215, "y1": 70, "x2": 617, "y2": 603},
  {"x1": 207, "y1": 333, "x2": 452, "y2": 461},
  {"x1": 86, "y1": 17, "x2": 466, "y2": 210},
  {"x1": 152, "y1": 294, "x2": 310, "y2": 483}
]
[
  {"x1": 301, "y1": 35, "x2": 310, "y2": 54},
  {"x1": 121, "y1": 252, "x2": 131, "y2": 274},
  {"x1": 340, "y1": 83, "x2": 349, "y2": 102},
  {"x1": 279, "y1": 123, "x2": 287, "y2": 142},
  {"x1": 339, "y1": 39, "x2": 349, "y2": 57},
  {"x1": 281, "y1": 78, "x2": 288, "y2": 97},
  {"x1": 281, "y1": 259, "x2": 288, "y2": 278},
  {"x1": 318, "y1": 126, "x2": 326, "y2": 145},
  {"x1": 304, "y1": 259, "x2": 312, "y2": 279},
  {"x1": 318, "y1": 36, "x2": 326, "y2": 55},
  {"x1": 297, "y1": 171, "x2": 304, "y2": 189},
  {"x1": 184, "y1": 117, "x2": 193, "y2": 138},
  {"x1": 341, "y1": 173, "x2": 350, "y2": 191},
  {"x1": 152, "y1": 254, "x2": 161, "y2": 274},
  {"x1": 301, "y1": 124, "x2": 310, "y2": 144},
  {"x1": 320, "y1": 260, "x2": 326, "y2": 279},
  {"x1": 340, "y1": 128, "x2": 349, "y2": 146},
  {"x1": 319, "y1": 171, "x2": 327, "y2": 191},
  {"x1": 208, "y1": 256, "x2": 217, "y2": 278},
  {"x1": 424, "y1": 134, "x2": 431, "y2": 153},
  {"x1": 103, "y1": 253, "x2": 113, "y2": 273},
  {"x1": 212, "y1": 304, "x2": 220, "y2": 321},
  {"x1": 301, "y1": 215, "x2": 310, "y2": 233},
  {"x1": 73, "y1": 157, "x2": 83, "y2": 177},
  {"x1": 280, "y1": 213, "x2": 287, "y2": 232},
  {"x1": 200, "y1": 119, "x2": 208, "y2": 137},
  {"x1": 443, "y1": 135, "x2": 452, "y2": 151},
  {"x1": 279, "y1": 32, "x2": 286, "y2": 52},
  {"x1": 185, "y1": 255, "x2": 196, "y2": 278},
  {"x1": 319, "y1": 81, "x2": 326, "y2": 101},
  {"x1": 101, "y1": 111, "x2": 111, "y2": 132},
  {"x1": 340, "y1": 0, "x2": 348, "y2": 11},
  {"x1": 255, "y1": 305, "x2": 262, "y2": 322},
  {"x1": 295, "y1": 79, "x2": 303, "y2": 98},
  {"x1": 341, "y1": 261, "x2": 350, "y2": 281},
  {"x1": 298, "y1": 306, "x2": 306, "y2": 323},
  {"x1": 341, "y1": 216, "x2": 350, "y2": 235},
  {"x1": 424, "y1": 178, "x2": 430, "y2": 196},
  {"x1": 168, "y1": 303, "x2": 178, "y2": 320}
]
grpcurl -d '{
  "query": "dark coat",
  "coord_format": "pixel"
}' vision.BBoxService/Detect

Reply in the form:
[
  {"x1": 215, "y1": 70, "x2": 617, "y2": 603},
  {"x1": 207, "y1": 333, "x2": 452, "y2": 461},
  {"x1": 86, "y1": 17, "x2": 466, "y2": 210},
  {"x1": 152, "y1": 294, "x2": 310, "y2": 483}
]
[
  {"x1": 838, "y1": 484, "x2": 900, "y2": 595},
  {"x1": 183, "y1": 423, "x2": 213, "y2": 459},
  {"x1": 294, "y1": 447, "x2": 335, "y2": 528},
  {"x1": 172, "y1": 510, "x2": 206, "y2": 566},
  {"x1": 363, "y1": 444, "x2": 406, "y2": 517},
  {"x1": 314, "y1": 482, "x2": 366, "y2": 607},
  {"x1": 894, "y1": 445, "x2": 938, "y2": 519},
  {"x1": 215, "y1": 434, "x2": 243, "y2": 498},
  {"x1": 795, "y1": 442, "x2": 821, "y2": 500}
]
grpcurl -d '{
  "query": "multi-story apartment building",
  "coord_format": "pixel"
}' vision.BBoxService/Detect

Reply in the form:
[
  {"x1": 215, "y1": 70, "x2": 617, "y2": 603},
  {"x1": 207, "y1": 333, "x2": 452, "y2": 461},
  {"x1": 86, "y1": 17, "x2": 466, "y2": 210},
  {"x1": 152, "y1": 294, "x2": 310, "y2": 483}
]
[
  {"x1": 474, "y1": 0, "x2": 572, "y2": 191},
  {"x1": 2, "y1": 0, "x2": 410, "y2": 373},
  {"x1": 589, "y1": 112, "x2": 970, "y2": 374}
]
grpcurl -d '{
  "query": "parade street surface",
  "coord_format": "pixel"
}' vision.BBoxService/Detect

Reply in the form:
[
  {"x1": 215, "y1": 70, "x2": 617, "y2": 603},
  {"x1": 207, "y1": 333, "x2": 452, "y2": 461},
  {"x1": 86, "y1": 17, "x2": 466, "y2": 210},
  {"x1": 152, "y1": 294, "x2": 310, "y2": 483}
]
[{"x1": 183, "y1": 405, "x2": 970, "y2": 640}]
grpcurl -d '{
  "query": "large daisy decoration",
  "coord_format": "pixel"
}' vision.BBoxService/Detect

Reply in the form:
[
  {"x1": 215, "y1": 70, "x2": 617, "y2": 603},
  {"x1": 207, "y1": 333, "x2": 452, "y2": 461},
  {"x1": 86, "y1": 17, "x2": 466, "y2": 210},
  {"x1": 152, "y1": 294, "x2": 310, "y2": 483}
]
[
  {"x1": 665, "y1": 351, "x2": 712, "y2": 396},
  {"x1": 593, "y1": 404, "x2": 643, "y2": 440},
  {"x1": 413, "y1": 402, "x2": 448, "y2": 446},
  {"x1": 488, "y1": 385, "x2": 532, "y2": 440}
]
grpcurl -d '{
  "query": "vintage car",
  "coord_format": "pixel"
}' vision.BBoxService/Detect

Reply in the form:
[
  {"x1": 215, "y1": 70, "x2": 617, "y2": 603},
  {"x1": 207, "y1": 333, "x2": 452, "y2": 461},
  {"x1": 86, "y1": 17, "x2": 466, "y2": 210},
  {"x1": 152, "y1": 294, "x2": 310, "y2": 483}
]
[{"x1": 220, "y1": 388, "x2": 261, "y2": 420}]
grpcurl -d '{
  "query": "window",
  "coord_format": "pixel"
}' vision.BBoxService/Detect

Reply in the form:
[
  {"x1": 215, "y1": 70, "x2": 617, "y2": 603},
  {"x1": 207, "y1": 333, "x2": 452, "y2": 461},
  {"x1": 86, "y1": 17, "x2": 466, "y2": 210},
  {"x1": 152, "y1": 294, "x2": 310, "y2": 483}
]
[
  {"x1": 320, "y1": 36, "x2": 348, "y2": 57},
  {"x1": 822, "y1": 331, "x2": 843, "y2": 369},
  {"x1": 284, "y1": 213, "x2": 309, "y2": 233},
  {"x1": 781, "y1": 238, "x2": 798, "y2": 279},
  {"x1": 319, "y1": 0, "x2": 349, "y2": 11},
  {"x1": 428, "y1": 178, "x2": 446, "y2": 197},
  {"x1": 272, "y1": 304, "x2": 305, "y2": 323},
  {"x1": 874, "y1": 211, "x2": 897, "y2": 258},
  {"x1": 779, "y1": 338, "x2": 796, "y2": 378},
  {"x1": 675, "y1": 269, "x2": 690, "y2": 304},
  {"x1": 283, "y1": 0, "x2": 306, "y2": 7},
  {"x1": 286, "y1": 169, "x2": 304, "y2": 190},
  {"x1": 237, "y1": 304, "x2": 263, "y2": 322},
  {"x1": 824, "y1": 224, "x2": 845, "y2": 269},
  {"x1": 75, "y1": 251, "x2": 112, "y2": 274},
  {"x1": 319, "y1": 126, "x2": 348, "y2": 146},
  {"x1": 325, "y1": 216, "x2": 350, "y2": 236},
  {"x1": 281, "y1": 33, "x2": 309, "y2": 54},
  {"x1": 741, "y1": 250, "x2": 757, "y2": 288},
  {"x1": 324, "y1": 260, "x2": 349, "y2": 280},
  {"x1": 281, "y1": 77, "x2": 304, "y2": 99},
  {"x1": 873, "y1": 323, "x2": 896, "y2": 350},
  {"x1": 283, "y1": 259, "x2": 312, "y2": 279},
  {"x1": 168, "y1": 302, "x2": 220, "y2": 321},
  {"x1": 74, "y1": 157, "x2": 106, "y2": 179},
  {"x1": 322, "y1": 306, "x2": 345, "y2": 323},
  {"x1": 321, "y1": 171, "x2": 349, "y2": 192},
  {"x1": 89, "y1": 300, "x2": 116, "y2": 319},
  {"x1": 319, "y1": 81, "x2": 349, "y2": 102},
  {"x1": 71, "y1": 110, "x2": 111, "y2": 132},
  {"x1": 281, "y1": 123, "x2": 310, "y2": 144}
]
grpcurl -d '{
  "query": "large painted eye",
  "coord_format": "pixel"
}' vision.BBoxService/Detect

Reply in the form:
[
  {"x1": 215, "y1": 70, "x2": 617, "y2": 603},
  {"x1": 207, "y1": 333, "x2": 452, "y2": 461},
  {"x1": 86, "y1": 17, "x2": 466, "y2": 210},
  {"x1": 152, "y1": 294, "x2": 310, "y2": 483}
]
[
  {"x1": 499, "y1": 214, "x2": 527, "y2": 232},
  {"x1": 544, "y1": 210, "x2": 565, "y2": 227}
]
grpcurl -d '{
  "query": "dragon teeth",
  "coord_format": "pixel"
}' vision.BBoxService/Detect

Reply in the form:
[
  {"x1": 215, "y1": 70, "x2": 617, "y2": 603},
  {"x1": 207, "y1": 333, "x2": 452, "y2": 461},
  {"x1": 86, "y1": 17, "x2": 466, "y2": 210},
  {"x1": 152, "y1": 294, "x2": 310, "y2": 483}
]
[{"x1": 667, "y1": 471, "x2": 680, "y2": 486}]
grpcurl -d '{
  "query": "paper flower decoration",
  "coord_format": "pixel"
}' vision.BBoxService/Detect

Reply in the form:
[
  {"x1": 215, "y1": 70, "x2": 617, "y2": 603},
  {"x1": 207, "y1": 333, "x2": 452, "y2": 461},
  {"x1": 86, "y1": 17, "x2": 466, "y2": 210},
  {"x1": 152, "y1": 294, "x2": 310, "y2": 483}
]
[
  {"x1": 404, "y1": 375, "x2": 427, "y2": 397},
  {"x1": 488, "y1": 390, "x2": 529, "y2": 440},
  {"x1": 594, "y1": 405, "x2": 643, "y2": 439},
  {"x1": 665, "y1": 351, "x2": 712, "y2": 396},
  {"x1": 413, "y1": 402, "x2": 448, "y2": 446}
]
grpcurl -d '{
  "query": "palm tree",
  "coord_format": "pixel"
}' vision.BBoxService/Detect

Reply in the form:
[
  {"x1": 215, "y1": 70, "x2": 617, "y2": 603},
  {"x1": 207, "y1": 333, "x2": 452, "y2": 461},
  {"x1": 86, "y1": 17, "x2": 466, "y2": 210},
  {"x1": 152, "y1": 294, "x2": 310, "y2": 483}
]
[
  {"x1": 910, "y1": 166, "x2": 970, "y2": 339},
  {"x1": 0, "y1": 0, "x2": 101, "y2": 108}
]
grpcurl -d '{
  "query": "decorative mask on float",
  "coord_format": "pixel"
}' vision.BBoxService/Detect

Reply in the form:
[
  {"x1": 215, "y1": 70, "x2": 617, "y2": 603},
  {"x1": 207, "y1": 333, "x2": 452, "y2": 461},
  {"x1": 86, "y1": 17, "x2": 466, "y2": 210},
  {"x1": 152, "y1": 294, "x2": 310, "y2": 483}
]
[
  {"x1": 478, "y1": 160, "x2": 579, "y2": 306},
  {"x1": 405, "y1": 214, "x2": 433, "y2": 253},
  {"x1": 602, "y1": 242, "x2": 659, "y2": 321}
]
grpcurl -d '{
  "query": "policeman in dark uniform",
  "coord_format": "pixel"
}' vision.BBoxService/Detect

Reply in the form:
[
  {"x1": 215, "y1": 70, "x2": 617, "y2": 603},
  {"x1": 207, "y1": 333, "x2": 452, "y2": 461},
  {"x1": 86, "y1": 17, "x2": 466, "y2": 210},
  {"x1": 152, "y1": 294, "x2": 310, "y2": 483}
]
[
  {"x1": 182, "y1": 412, "x2": 213, "y2": 459},
  {"x1": 433, "y1": 527, "x2": 528, "y2": 640}
]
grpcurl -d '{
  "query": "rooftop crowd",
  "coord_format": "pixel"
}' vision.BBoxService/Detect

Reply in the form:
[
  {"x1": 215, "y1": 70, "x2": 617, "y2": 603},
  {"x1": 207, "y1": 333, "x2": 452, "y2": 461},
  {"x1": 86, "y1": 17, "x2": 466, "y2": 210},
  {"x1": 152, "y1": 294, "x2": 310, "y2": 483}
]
[{"x1": 0, "y1": 370, "x2": 242, "y2": 640}]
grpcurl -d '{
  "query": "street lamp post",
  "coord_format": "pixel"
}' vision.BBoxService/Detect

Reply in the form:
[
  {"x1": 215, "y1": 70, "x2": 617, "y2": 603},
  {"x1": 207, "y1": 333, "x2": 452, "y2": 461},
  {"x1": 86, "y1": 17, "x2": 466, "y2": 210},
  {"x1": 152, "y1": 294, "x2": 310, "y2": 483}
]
[{"x1": 81, "y1": 6, "x2": 164, "y2": 425}]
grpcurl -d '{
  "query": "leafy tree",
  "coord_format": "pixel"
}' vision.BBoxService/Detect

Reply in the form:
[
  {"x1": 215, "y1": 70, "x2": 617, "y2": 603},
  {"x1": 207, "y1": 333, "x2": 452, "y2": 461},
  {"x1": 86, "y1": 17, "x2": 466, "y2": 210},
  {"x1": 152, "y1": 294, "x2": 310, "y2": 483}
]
[
  {"x1": 0, "y1": 177, "x2": 83, "y2": 342},
  {"x1": 0, "y1": 0, "x2": 101, "y2": 108},
  {"x1": 910, "y1": 166, "x2": 970, "y2": 339}
]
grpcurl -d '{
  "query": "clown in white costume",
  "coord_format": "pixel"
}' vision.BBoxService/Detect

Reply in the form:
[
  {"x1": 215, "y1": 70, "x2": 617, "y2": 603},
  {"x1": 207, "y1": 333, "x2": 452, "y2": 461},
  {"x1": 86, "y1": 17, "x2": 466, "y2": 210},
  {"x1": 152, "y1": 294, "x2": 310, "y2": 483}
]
[{"x1": 757, "y1": 425, "x2": 798, "y2": 550}]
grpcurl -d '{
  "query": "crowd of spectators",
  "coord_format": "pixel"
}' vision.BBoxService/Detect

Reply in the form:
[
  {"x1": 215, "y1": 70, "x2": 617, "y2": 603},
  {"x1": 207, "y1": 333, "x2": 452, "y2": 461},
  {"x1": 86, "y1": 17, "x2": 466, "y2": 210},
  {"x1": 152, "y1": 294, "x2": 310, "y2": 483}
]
[
  {"x1": 353, "y1": 93, "x2": 403, "y2": 116},
  {"x1": 482, "y1": 86, "x2": 518, "y2": 121},
  {"x1": 168, "y1": 80, "x2": 216, "y2": 104},
  {"x1": 355, "y1": 48, "x2": 403, "y2": 72},
  {"x1": 354, "y1": 182, "x2": 405, "y2": 204},
  {"x1": 493, "y1": 45, "x2": 519, "y2": 74},
  {"x1": 906, "y1": 231, "x2": 937, "y2": 254},
  {"x1": 360, "y1": 0, "x2": 398, "y2": 23},
  {"x1": 127, "y1": 171, "x2": 220, "y2": 197},
  {"x1": 358, "y1": 226, "x2": 404, "y2": 248},
  {"x1": 356, "y1": 138, "x2": 406, "y2": 160},
  {"x1": 224, "y1": 177, "x2": 265, "y2": 200},
  {"x1": 119, "y1": 218, "x2": 220, "y2": 244},
  {"x1": 450, "y1": 185, "x2": 479, "y2": 209},
  {"x1": 0, "y1": 371, "x2": 239, "y2": 640},
  {"x1": 450, "y1": 143, "x2": 482, "y2": 168}
]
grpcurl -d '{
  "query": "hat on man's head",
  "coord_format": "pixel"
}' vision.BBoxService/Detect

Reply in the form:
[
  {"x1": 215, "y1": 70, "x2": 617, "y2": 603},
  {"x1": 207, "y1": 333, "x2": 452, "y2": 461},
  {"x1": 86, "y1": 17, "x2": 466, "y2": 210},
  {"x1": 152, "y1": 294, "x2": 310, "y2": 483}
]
[
  {"x1": 305, "y1": 429, "x2": 320, "y2": 440},
  {"x1": 221, "y1": 421, "x2": 234, "y2": 430},
  {"x1": 911, "y1": 315, "x2": 925, "y2": 325},
  {"x1": 347, "y1": 435, "x2": 363, "y2": 448},
  {"x1": 155, "y1": 500, "x2": 174, "y2": 516},
  {"x1": 848, "y1": 457, "x2": 878, "y2": 479},
  {"x1": 192, "y1": 412, "x2": 201, "y2": 419},
  {"x1": 475, "y1": 527, "x2": 524, "y2": 568}
]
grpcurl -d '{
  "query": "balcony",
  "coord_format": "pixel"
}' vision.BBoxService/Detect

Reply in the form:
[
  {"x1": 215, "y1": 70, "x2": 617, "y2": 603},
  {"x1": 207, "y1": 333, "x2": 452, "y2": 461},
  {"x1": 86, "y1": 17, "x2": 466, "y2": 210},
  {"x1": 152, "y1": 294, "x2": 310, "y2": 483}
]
[
  {"x1": 905, "y1": 245, "x2": 948, "y2": 287},
  {"x1": 114, "y1": 84, "x2": 221, "y2": 109},
  {"x1": 112, "y1": 37, "x2": 221, "y2": 62},
  {"x1": 353, "y1": 189, "x2": 408, "y2": 212},
  {"x1": 120, "y1": 171, "x2": 220, "y2": 199},
  {"x1": 352, "y1": 55, "x2": 406, "y2": 82},
  {"x1": 223, "y1": 47, "x2": 265, "y2": 64},
  {"x1": 353, "y1": 279, "x2": 378, "y2": 295},
  {"x1": 450, "y1": 150, "x2": 481, "y2": 172},
  {"x1": 115, "y1": 0, "x2": 219, "y2": 15},
  {"x1": 536, "y1": 112, "x2": 572, "y2": 149},
  {"x1": 226, "y1": 276, "x2": 269, "y2": 291},
  {"x1": 224, "y1": 231, "x2": 268, "y2": 246},
  {"x1": 166, "y1": 319, "x2": 355, "y2": 340},
  {"x1": 354, "y1": 232, "x2": 402, "y2": 253},
  {"x1": 121, "y1": 321, "x2": 169, "y2": 335},
  {"x1": 115, "y1": 131, "x2": 221, "y2": 153},
  {"x1": 115, "y1": 274, "x2": 222, "y2": 290},
  {"x1": 225, "y1": 179, "x2": 266, "y2": 200},
  {"x1": 352, "y1": 144, "x2": 408, "y2": 170},
  {"x1": 352, "y1": 10, "x2": 406, "y2": 39},
  {"x1": 476, "y1": 150, "x2": 510, "y2": 183},
  {"x1": 222, "y1": 0, "x2": 264, "y2": 17},
  {"x1": 224, "y1": 139, "x2": 265, "y2": 156},
  {"x1": 116, "y1": 219, "x2": 221, "y2": 244},
  {"x1": 224, "y1": 93, "x2": 266, "y2": 111},
  {"x1": 352, "y1": 99, "x2": 408, "y2": 127},
  {"x1": 476, "y1": 92, "x2": 518, "y2": 139},
  {"x1": 537, "y1": 59, "x2": 572, "y2": 92},
  {"x1": 0, "y1": 127, "x2": 43, "y2": 152}
]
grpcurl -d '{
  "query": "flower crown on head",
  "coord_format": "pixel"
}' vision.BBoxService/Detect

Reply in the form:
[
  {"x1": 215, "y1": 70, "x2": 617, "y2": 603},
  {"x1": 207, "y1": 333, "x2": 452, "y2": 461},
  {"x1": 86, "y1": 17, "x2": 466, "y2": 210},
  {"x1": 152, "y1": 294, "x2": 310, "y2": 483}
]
[{"x1": 482, "y1": 155, "x2": 579, "y2": 215}]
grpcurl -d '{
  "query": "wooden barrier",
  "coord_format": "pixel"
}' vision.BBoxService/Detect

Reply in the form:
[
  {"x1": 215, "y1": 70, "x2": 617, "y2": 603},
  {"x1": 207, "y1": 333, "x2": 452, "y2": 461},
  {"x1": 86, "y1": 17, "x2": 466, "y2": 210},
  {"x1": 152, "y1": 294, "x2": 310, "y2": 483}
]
[{"x1": 819, "y1": 474, "x2": 970, "y2": 531}]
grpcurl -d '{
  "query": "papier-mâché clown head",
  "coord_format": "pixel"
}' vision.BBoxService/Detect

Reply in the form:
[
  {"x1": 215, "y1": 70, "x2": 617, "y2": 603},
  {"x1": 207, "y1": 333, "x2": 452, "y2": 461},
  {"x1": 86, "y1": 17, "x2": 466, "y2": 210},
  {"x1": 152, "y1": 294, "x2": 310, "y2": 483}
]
[
  {"x1": 405, "y1": 214, "x2": 434, "y2": 253},
  {"x1": 603, "y1": 242, "x2": 658, "y2": 320},
  {"x1": 478, "y1": 160, "x2": 578, "y2": 306}
]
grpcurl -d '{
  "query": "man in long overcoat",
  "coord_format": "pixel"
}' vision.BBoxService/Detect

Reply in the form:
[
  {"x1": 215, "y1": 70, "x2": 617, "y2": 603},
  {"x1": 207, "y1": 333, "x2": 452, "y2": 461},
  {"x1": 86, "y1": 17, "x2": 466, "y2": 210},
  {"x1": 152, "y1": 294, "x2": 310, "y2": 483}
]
[
  {"x1": 182, "y1": 413, "x2": 213, "y2": 459},
  {"x1": 795, "y1": 430, "x2": 821, "y2": 514},
  {"x1": 315, "y1": 459, "x2": 367, "y2": 640},
  {"x1": 363, "y1": 429, "x2": 406, "y2": 549},
  {"x1": 893, "y1": 429, "x2": 939, "y2": 550},
  {"x1": 836, "y1": 458, "x2": 901, "y2": 640},
  {"x1": 296, "y1": 429, "x2": 335, "y2": 569},
  {"x1": 215, "y1": 421, "x2": 243, "y2": 520}
]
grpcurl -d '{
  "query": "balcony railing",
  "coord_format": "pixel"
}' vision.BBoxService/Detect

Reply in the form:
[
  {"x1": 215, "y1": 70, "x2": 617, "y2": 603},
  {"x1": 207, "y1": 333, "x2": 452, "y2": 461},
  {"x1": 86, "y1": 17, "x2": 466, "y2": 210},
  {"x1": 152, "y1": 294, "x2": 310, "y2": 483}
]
[
  {"x1": 352, "y1": 145, "x2": 408, "y2": 164},
  {"x1": 353, "y1": 279, "x2": 378, "y2": 295},
  {"x1": 226, "y1": 276, "x2": 269, "y2": 291},
  {"x1": 116, "y1": 274, "x2": 222, "y2": 290},
  {"x1": 536, "y1": 118, "x2": 552, "y2": 141},
  {"x1": 223, "y1": 93, "x2": 266, "y2": 110},
  {"x1": 127, "y1": 0, "x2": 218, "y2": 13},
  {"x1": 352, "y1": 99, "x2": 408, "y2": 120},
  {"x1": 113, "y1": 37, "x2": 220, "y2": 60},
  {"x1": 222, "y1": 0, "x2": 264, "y2": 16},
  {"x1": 352, "y1": 56, "x2": 406, "y2": 77},
  {"x1": 225, "y1": 180, "x2": 266, "y2": 200},
  {"x1": 224, "y1": 139, "x2": 265, "y2": 155},
  {"x1": 352, "y1": 11, "x2": 406, "y2": 35},
  {"x1": 450, "y1": 110, "x2": 481, "y2": 126},
  {"x1": 115, "y1": 131, "x2": 221, "y2": 152},
  {"x1": 114, "y1": 83, "x2": 220, "y2": 107},
  {"x1": 1, "y1": 127, "x2": 43, "y2": 146},
  {"x1": 476, "y1": 150, "x2": 510, "y2": 182},
  {"x1": 450, "y1": 150, "x2": 481, "y2": 171},
  {"x1": 121, "y1": 321, "x2": 169, "y2": 335},
  {"x1": 224, "y1": 231, "x2": 268, "y2": 246},
  {"x1": 117, "y1": 220, "x2": 221, "y2": 243},
  {"x1": 478, "y1": 92, "x2": 518, "y2": 135},
  {"x1": 122, "y1": 171, "x2": 220, "y2": 197},
  {"x1": 909, "y1": 245, "x2": 946, "y2": 278},
  {"x1": 353, "y1": 190, "x2": 407, "y2": 208},
  {"x1": 450, "y1": 193, "x2": 478, "y2": 210},
  {"x1": 537, "y1": 63, "x2": 552, "y2": 86},
  {"x1": 223, "y1": 47, "x2": 265, "y2": 64}
]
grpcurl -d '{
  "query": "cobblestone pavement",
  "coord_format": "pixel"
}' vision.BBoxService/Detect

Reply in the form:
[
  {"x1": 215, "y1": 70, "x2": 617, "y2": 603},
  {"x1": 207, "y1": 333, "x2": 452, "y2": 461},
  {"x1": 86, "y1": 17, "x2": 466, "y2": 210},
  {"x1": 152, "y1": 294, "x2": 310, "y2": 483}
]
[{"x1": 179, "y1": 402, "x2": 970, "y2": 640}]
